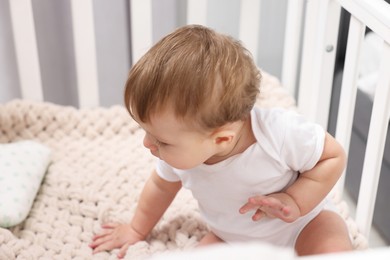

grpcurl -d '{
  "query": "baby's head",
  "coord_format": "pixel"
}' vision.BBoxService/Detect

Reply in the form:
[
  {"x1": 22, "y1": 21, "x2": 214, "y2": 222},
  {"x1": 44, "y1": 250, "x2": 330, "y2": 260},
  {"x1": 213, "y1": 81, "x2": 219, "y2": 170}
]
[{"x1": 124, "y1": 25, "x2": 261, "y2": 131}]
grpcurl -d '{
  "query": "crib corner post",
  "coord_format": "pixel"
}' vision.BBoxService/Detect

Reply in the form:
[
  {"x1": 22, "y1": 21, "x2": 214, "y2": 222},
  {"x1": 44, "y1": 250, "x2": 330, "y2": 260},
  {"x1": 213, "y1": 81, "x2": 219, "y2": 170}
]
[{"x1": 297, "y1": 0, "x2": 341, "y2": 129}]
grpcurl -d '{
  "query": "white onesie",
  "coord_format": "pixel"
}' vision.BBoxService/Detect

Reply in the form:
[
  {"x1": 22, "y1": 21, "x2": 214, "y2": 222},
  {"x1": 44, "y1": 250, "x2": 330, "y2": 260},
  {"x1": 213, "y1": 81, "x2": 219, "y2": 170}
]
[{"x1": 156, "y1": 107, "x2": 332, "y2": 248}]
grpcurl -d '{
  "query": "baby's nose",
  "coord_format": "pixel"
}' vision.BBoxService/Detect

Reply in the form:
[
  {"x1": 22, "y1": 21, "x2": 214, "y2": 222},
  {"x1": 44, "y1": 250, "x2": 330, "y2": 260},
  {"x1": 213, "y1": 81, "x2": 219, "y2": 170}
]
[{"x1": 143, "y1": 134, "x2": 158, "y2": 151}]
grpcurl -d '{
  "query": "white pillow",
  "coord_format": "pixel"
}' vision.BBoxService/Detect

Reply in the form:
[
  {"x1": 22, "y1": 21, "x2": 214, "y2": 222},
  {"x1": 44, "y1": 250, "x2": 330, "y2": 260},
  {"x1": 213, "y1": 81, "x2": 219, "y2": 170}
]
[{"x1": 0, "y1": 140, "x2": 51, "y2": 228}]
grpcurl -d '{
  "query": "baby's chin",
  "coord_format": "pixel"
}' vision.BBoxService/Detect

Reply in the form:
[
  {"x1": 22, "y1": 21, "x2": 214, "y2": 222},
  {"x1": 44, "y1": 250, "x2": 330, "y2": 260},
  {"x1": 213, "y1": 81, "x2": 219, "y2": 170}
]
[{"x1": 150, "y1": 150, "x2": 160, "y2": 158}]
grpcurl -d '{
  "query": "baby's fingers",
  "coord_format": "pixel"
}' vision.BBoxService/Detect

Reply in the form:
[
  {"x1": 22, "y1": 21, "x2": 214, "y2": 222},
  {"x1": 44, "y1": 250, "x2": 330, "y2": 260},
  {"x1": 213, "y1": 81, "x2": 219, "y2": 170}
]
[
  {"x1": 261, "y1": 196, "x2": 289, "y2": 209},
  {"x1": 117, "y1": 243, "x2": 131, "y2": 259},
  {"x1": 92, "y1": 229, "x2": 114, "y2": 241},
  {"x1": 90, "y1": 234, "x2": 114, "y2": 250},
  {"x1": 101, "y1": 222, "x2": 120, "y2": 229},
  {"x1": 91, "y1": 238, "x2": 117, "y2": 254},
  {"x1": 252, "y1": 209, "x2": 266, "y2": 221},
  {"x1": 239, "y1": 196, "x2": 267, "y2": 214},
  {"x1": 255, "y1": 197, "x2": 291, "y2": 213},
  {"x1": 239, "y1": 203, "x2": 256, "y2": 214},
  {"x1": 248, "y1": 196, "x2": 287, "y2": 210}
]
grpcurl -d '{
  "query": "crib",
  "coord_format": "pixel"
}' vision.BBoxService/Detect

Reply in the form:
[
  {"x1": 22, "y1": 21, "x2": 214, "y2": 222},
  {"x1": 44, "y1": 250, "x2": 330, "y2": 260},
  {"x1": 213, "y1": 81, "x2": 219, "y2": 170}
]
[{"x1": 0, "y1": 0, "x2": 389, "y2": 259}]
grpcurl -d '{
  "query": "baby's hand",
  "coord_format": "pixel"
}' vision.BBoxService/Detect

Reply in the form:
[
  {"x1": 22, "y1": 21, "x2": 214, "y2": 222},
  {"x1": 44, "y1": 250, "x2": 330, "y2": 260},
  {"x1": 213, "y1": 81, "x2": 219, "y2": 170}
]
[
  {"x1": 89, "y1": 223, "x2": 145, "y2": 258},
  {"x1": 239, "y1": 193, "x2": 301, "y2": 223}
]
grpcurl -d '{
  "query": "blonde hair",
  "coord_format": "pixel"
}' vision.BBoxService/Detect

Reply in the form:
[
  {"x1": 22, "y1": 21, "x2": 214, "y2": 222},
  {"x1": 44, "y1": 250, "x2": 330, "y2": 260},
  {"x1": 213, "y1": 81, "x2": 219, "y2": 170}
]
[{"x1": 124, "y1": 25, "x2": 261, "y2": 130}]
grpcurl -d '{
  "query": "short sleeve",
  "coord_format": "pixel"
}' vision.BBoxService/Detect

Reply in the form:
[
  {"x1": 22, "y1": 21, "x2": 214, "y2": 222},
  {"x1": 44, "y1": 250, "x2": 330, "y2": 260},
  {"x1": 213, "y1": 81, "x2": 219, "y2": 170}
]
[
  {"x1": 156, "y1": 159, "x2": 181, "y2": 182},
  {"x1": 280, "y1": 111, "x2": 325, "y2": 172}
]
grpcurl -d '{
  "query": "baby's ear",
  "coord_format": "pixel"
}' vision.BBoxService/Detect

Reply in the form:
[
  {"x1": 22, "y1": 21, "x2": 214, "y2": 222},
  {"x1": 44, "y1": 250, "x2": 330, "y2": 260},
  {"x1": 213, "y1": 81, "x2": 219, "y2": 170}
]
[
  {"x1": 213, "y1": 129, "x2": 236, "y2": 146},
  {"x1": 214, "y1": 135, "x2": 233, "y2": 144}
]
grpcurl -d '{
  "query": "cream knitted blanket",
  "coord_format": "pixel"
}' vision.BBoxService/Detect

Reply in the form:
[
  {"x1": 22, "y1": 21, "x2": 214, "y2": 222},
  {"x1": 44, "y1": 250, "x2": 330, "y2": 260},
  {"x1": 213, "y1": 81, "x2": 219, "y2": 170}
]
[{"x1": 0, "y1": 72, "x2": 367, "y2": 259}]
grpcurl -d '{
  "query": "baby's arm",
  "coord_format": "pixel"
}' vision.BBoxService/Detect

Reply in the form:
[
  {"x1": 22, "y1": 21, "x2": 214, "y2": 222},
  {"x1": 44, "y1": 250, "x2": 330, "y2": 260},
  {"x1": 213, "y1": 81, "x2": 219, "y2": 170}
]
[
  {"x1": 90, "y1": 170, "x2": 182, "y2": 258},
  {"x1": 240, "y1": 132, "x2": 346, "y2": 222}
]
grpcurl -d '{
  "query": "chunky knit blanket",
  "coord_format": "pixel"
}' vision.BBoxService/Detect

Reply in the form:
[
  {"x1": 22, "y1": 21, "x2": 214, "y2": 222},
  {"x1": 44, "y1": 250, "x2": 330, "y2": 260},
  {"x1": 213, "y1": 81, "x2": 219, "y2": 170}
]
[{"x1": 0, "y1": 72, "x2": 367, "y2": 259}]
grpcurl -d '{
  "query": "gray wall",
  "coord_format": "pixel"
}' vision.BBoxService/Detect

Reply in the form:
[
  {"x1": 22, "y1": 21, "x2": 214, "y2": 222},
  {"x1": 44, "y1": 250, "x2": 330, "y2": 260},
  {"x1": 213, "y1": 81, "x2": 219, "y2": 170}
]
[
  {"x1": 0, "y1": 0, "x2": 287, "y2": 107},
  {"x1": 205, "y1": 0, "x2": 287, "y2": 77}
]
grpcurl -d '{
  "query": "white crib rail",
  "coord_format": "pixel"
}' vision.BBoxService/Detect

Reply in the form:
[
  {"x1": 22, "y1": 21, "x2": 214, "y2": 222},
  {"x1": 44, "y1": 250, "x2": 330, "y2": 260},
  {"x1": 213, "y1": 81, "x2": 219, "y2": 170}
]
[
  {"x1": 298, "y1": 0, "x2": 341, "y2": 129},
  {"x1": 187, "y1": 0, "x2": 208, "y2": 25},
  {"x1": 8, "y1": 0, "x2": 266, "y2": 108},
  {"x1": 9, "y1": 0, "x2": 43, "y2": 102},
  {"x1": 333, "y1": 15, "x2": 365, "y2": 192},
  {"x1": 238, "y1": 0, "x2": 261, "y2": 60},
  {"x1": 281, "y1": 0, "x2": 304, "y2": 98},
  {"x1": 70, "y1": 0, "x2": 99, "y2": 108},
  {"x1": 9, "y1": 0, "x2": 100, "y2": 108},
  {"x1": 130, "y1": 0, "x2": 153, "y2": 65},
  {"x1": 335, "y1": 0, "x2": 390, "y2": 239},
  {"x1": 357, "y1": 41, "x2": 390, "y2": 239},
  {"x1": 6, "y1": 0, "x2": 317, "y2": 113}
]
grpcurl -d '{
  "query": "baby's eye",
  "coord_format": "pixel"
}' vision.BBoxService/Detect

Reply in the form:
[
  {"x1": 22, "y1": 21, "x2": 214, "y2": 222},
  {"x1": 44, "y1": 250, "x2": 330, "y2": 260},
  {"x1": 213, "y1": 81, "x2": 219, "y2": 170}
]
[{"x1": 155, "y1": 140, "x2": 169, "y2": 147}]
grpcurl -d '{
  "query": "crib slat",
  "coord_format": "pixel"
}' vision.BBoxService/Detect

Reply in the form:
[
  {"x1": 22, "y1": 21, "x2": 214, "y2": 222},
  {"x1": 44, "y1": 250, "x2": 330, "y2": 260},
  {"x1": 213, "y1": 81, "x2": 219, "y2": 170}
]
[
  {"x1": 187, "y1": 0, "x2": 208, "y2": 25},
  {"x1": 298, "y1": 0, "x2": 322, "y2": 124},
  {"x1": 9, "y1": 0, "x2": 43, "y2": 101},
  {"x1": 338, "y1": 0, "x2": 390, "y2": 44},
  {"x1": 70, "y1": 0, "x2": 100, "y2": 108},
  {"x1": 298, "y1": 0, "x2": 341, "y2": 129},
  {"x1": 316, "y1": 1, "x2": 341, "y2": 128},
  {"x1": 281, "y1": 0, "x2": 304, "y2": 97},
  {"x1": 355, "y1": 42, "x2": 390, "y2": 238},
  {"x1": 130, "y1": 0, "x2": 153, "y2": 65},
  {"x1": 238, "y1": 0, "x2": 261, "y2": 61},
  {"x1": 334, "y1": 16, "x2": 366, "y2": 193}
]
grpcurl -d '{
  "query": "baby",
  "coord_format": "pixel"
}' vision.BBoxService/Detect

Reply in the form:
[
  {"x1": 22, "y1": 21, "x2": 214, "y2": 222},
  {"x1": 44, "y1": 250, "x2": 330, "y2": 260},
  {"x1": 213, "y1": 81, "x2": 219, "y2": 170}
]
[{"x1": 90, "y1": 25, "x2": 352, "y2": 258}]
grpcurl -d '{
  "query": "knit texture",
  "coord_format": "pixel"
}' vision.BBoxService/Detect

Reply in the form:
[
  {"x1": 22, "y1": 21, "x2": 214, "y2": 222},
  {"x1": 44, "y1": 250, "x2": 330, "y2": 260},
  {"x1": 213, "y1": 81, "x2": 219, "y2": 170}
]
[{"x1": 0, "y1": 72, "x2": 367, "y2": 259}]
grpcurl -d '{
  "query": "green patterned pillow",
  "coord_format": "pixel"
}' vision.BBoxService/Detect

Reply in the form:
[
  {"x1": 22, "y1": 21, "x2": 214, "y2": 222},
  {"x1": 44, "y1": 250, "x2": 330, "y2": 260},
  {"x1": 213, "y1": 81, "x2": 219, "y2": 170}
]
[{"x1": 0, "y1": 141, "x2": 51, "y2": 228}]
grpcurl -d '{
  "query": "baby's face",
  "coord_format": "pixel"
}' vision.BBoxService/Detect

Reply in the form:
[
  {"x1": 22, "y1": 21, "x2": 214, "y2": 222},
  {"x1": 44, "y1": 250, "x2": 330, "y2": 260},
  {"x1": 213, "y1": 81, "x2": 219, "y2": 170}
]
[{"x1": 137, "y1": 109, "x2": 217, "y2": 170}]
